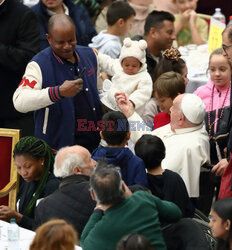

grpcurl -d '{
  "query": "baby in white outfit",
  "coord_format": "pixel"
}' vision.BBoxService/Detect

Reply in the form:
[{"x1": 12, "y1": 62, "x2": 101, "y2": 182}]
[{"x1": 98, "y1": 38, "x2": 153, "y2": 115}]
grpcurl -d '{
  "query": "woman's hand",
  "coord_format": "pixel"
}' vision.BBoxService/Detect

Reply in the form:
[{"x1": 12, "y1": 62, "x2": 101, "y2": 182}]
[
  {"x1": 0, "y1": 205, "x2": 23, "y2": 223},
  {"x1": 115, "y1": 92, "x2": 135, "y2": 118}
]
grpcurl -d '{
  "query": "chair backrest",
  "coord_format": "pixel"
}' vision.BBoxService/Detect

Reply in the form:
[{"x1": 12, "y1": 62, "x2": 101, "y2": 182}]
[{"x1": 0, "y1": 128, "x2": 20, "y2": 210}]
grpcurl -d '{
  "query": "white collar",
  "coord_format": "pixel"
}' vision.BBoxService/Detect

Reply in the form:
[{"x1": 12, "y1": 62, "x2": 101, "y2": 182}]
[{"x1": 172, "y1": 123, "x2": 204, "y2": 135}]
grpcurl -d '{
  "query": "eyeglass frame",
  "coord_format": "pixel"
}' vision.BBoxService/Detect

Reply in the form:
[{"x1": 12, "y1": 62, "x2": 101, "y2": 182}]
[{"x1": 222, "y1": 44, "x2": 232, "y2": 53}]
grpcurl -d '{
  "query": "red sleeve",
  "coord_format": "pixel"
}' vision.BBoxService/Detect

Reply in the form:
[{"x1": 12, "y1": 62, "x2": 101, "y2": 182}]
[{"x1": 153, "y1": 112, "x2": 171, "y2": 130}]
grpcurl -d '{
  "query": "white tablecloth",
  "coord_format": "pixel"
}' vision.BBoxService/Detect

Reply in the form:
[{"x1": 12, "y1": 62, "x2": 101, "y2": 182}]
[
  {"x1": 179, "y1": 44, "x2": 210, "y2": 93},
  {"x1": 0, "y1": 220, "x2": 82, "y2": 250}
]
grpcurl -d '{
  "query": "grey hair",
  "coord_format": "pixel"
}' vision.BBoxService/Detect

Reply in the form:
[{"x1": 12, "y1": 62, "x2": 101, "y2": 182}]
[
  {"x1": 54, "y1": 147, "x2": 85, "y2": 178},
  {"x1": 90, "y1": 160, "x2": 124, "y2": 205}
]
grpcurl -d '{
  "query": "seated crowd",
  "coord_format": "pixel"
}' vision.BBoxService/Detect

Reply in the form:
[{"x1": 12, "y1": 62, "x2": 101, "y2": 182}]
[{"x1": 1, "y1": 0, "x2": 232, "y2": 249}]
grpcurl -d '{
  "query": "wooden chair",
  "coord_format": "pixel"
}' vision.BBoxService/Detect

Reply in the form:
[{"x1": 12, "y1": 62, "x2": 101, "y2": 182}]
[{"x1": 0, "y1": 129, "x2": 20, "y2": 210}]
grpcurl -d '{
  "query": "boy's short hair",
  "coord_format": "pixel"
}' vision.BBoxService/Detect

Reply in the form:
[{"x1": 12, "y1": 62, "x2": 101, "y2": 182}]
[
  {"x1": 135, "y1": 135, "x2": 165, "y2": 170},
  {"x1": 144, "y1": 10, "x2": 174, "y2": 36},
  {"x1": 106, "y1": 1, "x2": 135, "y2": 26},
  {"x1": 101, "y1": 111, "x2": 129, "y2": 146},
  {"x1": 154, "y1": 71, "x2": 185, "y2": 99}
]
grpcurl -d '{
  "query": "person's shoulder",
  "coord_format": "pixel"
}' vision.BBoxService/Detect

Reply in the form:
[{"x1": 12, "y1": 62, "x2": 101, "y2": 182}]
[
  {"x1": 31, "y1": 47, "x2": 52, "y2": 62},
  {"x1": 44, "y1": 173, "x2": 61, "y2": 194},
  {"x1": 131, "y1": 190, "x2": 159, "y2": 204},
  {"x1": 91, "y1": 146, "x2": 106, "y2": 159},
  {"x1": 76, "y1": 45, "x2": 96, "y2": 56},
  {"x1": 153, "y1": 123, "x2": 171, "y2": 135},
  {"x1": 31, "y1": 1, "x2": 41, "y2": 12},
  {"x1": 164, "y1": 169, "x2": 184, "y2": 182}
]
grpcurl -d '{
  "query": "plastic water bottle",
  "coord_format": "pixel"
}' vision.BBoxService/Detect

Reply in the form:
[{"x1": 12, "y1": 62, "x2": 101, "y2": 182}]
[
  {"x1": 212, "y1": 8, "x2": 226, "y2": 24},
  {"x1": 228, "y1": 16, "x2": 232, "y2": 26},
  {"x1": 7, "y1": 218, "x2": 20, "y2": 250}
]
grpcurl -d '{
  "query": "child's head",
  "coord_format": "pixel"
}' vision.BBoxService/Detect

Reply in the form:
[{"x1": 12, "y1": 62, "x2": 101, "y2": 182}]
[
  {"x1": 172, "y1": 0, "x2": 198, "y2": 13},
  {"x1": 153, "y1": 47, "x2": 188, "y2": 85},
  {"x1": 101, "y1": 111, "x2": 130, "y2": 146},
  {"x1": 30, "y1": 219, "x2": 77, "y2": 250},
  {"x1": 209, "y1": 48, "x2": 232, "y2": 88},
  {"x1": 153, "y1": 71, "x2": 185, "y2": 113},
  {"x1": 119, "y1": 38, "x2": 147, "y2": 75},
  {"x1": 106, "y1": 1, "x2": 135, "y2": 36},
  {"x1": 117, "y1": 233, "x2": 154, "y2": 250},
  {"x1": 210, "y1": 198, "x2": 232, "y2": 244},
  {"x1": 135, "y1": 134, "x2": 165, "y2": 170}
]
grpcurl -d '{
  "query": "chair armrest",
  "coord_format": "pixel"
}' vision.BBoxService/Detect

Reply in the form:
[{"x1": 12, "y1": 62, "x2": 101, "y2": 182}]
[{"x1": 0, "y1": 180, "x2": 17, "y2": 197}]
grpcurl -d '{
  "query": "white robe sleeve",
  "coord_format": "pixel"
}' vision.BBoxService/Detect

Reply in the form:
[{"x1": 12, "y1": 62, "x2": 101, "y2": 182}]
[
  {"x1": 97, "y1": 53, "x2": 117, "y2": 76},
  {"x1": 13, "y1": 61, "x2": 54, "y2": 113},
  {"x1": 128, "y1": 112, "x2": 154, "y2": 143}
]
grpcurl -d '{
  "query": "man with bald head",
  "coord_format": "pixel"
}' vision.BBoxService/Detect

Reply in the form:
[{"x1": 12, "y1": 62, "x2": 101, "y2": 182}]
[
  {"x1": 34, "y1": 145, "x2": 96, "y2": 234},
  {"x1": 13, "y1": 14, "x2": 102, "y2": 152},
  {"x1": 116, "y1": 93, "x2": 210, "y2": 199},
  {"x1": 32, "y1": 0, "x2": 96, "y2": 49}
]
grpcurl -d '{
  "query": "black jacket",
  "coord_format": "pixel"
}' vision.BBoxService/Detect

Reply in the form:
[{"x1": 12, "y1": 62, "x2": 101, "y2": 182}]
[
  {"x1": 0, "y1": 0, "x2": 40, "y2": 119},
  {"x1": 18, "y1": 173, "x2": 60, "y2": 230},
  {"x1": 34, "y1": 174, "x2": 96, "y2": 236},
  {"x1": 32, "y1": 0, "x2": 96, "y2": 50}
]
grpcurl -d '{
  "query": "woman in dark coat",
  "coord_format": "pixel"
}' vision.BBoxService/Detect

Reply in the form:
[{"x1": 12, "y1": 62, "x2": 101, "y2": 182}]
[{"x1": 0, "y1": 136, "x2": 60, "y2": 230}]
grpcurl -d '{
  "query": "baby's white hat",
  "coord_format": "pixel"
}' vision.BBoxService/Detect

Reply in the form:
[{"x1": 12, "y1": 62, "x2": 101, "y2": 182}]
[
  {"x1": 119, "y1": 38, "x2": 147, "y2": 65},
  {"x1": 181, "y1": 94, "x2": 205, "y2": 124}
]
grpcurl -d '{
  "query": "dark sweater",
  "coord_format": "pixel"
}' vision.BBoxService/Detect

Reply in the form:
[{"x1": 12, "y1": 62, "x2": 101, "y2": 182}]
[
  {"x1": 18, "y1": 173, "x2": 60, "y2": 230},
  {"x1": 147, "y1": 169, "x2": 194, "y2": 217},
  {"x1": 81, "y1": 191, "x2": 182, "y2": 250}
]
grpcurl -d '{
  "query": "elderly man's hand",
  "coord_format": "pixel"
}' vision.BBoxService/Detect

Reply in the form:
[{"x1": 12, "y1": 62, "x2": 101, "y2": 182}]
[
  {"x1": 115, "y1": 92, "x2": 135, "y2": 118},
  {"x1": 211, "y1": 158, "x2": 228, "y2": 175},
  {"x1": 0, "y1": 205, "x2": 22, "y2": 223},
  {"x1": 59, "y1": 78, "x2": 83, "y2": 97}
]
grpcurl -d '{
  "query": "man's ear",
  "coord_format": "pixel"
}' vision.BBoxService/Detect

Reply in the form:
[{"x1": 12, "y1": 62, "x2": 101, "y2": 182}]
[
  {"x1": 46, "y1": 33, "x2": 51, "y2": 45},
  {"x1": 100, "y1": 131, "x2": 104, "y2": 140},
  {"x1": 225, "y1": 219, "x2": 231, "y2": 231},
  {"x1": 126, "y1": 131, "x2": 131, "y2": 141},
  {"x1": 90, "y1": 189, "x2": 96, "y2": 201},
  {"x1": 117, "y1": 18, "x2": 125, "y2": 27},
  {"x1": 73, "y1": 166, "x2": 82, "y2": 174},
  {"x1": 149, "y1": 27, "x2": 157, "y2": 39}
]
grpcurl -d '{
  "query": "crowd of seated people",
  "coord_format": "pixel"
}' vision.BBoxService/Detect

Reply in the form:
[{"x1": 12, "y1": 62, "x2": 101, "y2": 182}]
[{"x1": 2, "y1": 0, "x2": 232, "y2": 249}]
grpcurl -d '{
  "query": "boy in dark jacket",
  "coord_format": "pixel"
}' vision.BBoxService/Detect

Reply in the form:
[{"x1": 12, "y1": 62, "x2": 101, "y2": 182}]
[{"x1": 92, "y1": 111, "x2": 147, "y2": 186}]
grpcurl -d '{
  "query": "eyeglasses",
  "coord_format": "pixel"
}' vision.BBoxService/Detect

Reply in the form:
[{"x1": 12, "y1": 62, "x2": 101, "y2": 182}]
[{"x1": 222, "y1": 44, "x2": 232, "y2": 53}]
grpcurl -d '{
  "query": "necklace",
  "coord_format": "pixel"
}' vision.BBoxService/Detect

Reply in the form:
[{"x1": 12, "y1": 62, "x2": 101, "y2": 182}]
[{"x1": 208, "y1": 85, "x2": 230, "y2": 137}]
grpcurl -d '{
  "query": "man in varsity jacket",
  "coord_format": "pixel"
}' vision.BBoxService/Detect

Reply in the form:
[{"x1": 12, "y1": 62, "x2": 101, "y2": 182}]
[{"x1": 13, "y1": 14, "x2": 102, "y2": 152}]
